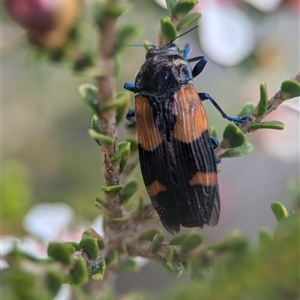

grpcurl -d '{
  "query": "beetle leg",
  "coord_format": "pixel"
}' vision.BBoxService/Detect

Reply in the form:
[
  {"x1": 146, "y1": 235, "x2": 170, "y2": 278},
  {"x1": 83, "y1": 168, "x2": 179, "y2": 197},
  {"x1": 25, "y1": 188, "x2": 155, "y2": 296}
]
[
  {"x1": 190, "y1": 56, "x2": 207, "y2": 78},
  {"x1": 124, "y1": 82, "x2": 135, "y2": 92},
  {"x1": 126, "y1": 109, "x2": 136, "y2": 127},
  {"x1": 198, "y1": 92, "x2": 249, "y2": 123},
  {"x1": 182, "y1": 44, "x2": 191, "y2": 58},
  {"x1": 210, "y1": 136, "x2": 219, "y2": 149}
]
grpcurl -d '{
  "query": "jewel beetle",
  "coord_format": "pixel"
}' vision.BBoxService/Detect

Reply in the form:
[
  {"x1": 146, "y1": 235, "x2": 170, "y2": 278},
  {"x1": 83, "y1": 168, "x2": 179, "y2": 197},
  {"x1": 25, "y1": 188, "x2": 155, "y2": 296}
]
[{"x1": 124, "y1": 30, "x2": 248, "y2": 234}]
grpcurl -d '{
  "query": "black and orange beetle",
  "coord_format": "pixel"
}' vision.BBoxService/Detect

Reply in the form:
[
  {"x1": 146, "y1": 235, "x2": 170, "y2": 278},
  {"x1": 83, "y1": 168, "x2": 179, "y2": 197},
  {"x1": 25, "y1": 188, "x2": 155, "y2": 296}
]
[{"x1": 124, "y1": 33, "x2": 248, "y2": 234}]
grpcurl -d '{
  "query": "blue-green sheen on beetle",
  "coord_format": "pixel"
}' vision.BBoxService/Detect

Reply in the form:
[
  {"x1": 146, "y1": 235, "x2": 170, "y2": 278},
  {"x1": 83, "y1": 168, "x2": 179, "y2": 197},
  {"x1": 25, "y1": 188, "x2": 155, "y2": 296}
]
[{"x1": 124, "y1": 36, "x2": 248, "y2": 235}]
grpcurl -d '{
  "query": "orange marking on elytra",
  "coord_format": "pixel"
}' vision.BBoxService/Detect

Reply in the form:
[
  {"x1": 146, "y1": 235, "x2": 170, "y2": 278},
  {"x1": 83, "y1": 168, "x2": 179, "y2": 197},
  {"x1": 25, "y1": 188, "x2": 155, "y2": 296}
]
[
  {"x1": 146, "y1": 180, "x2": 167, "y2": 197},
  {"x1": 189, "y1": 172, "x2": 218, "y2": 186},
  {"x1": 173, "y1": 85, "x2": 208, "y2": 143},
  {"x1": 135, "y1": 96, "x2": 163, "y2": 151}
]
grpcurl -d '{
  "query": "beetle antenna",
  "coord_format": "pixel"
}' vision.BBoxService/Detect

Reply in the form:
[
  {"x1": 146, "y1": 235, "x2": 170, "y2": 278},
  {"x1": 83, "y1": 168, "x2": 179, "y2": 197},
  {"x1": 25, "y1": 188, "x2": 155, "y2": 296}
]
[
  {"x1": 126, "y1": 44, "x2": 156, "y2": 48},
  {"x1": 170, "y1": 25, "x2": 199, "y2": 43}
]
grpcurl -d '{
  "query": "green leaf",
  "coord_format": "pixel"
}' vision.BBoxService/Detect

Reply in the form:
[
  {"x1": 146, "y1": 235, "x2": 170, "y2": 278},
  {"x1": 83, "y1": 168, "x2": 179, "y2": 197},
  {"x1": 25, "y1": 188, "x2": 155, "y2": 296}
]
[
  {"x1": 138, "y1": 228, "x2": 163, "y2": 241},
  {"x1": 178, "y1": 12, "x2": 201, "y2": 31},
  {"x1": 70, "y1": 258, "x2": 89, "y2": 285},
  {"x1": 115, "y1": 92, "x2": 131, "y2": 125},
  {"x1": 165, "y1": 0, "x2": 178, "y2": 17},
  {"x1": 47, "y1": 242, "x2": 75, "y2": 264},
  {"x1": 101, "y1": 92, "x2": 130, "y2": 112},
  {"x1": 116, "y1": 24, "x2": 143, "y2": 53},
  {"x1": 94, "y1": 197, "x2": 112, "y2": 215},
  {"x1": 181, "y1": 232, "x2": 202, "y2": 254},
  {"x1": 105, "y1": 250, "x2": 118, "y2": 267},
  {"x1": 149, "y1": 233, "x2": 165, "y2": 253},
  {"x1": 160, "y1": 17, "x2": 178, "y2": 42},
  {"x1": 79, "y1": 84, "x2": 99, "y2": 114},
  {"x1": 237, "y1": 102, "x2": 256, "y2": 117},
  {"x1": 169, "y1": 234, "x2": 187, "y2": 246},
  {"x1": 101, "y1": 185, "x2": 123, "y2": 193},
  {"x1": 156, "y1": 259, "x2": 184, "y2": 278},
  {"x1": 46, "y1": 271, "x2": 65, "y2": 296},
  {"x1": 209, "y1": 126, "x2": 218, "y2": 139},
  {"x1": 88, "y1": 129, "x2": 114, "y2": 146},
  {"x1": 90, "y1": 257, "x2": 106, "y2": 280},
  {"x1": 126, "y1": 138, "x2": 138, "y2": 154},
  {"x1": 79, "y1": 238, "x2": 99, "y2": 261},
  {"x1": 220, "y1": 141, "x2": 254, "y2": 158},
  {"x1": 259, "y1": 227, "x2": 273, "y2": 246},
  {"x1": 281, "y1": 79, "x2": 300, "y2": 100},
  {"x1": 92, "y1": 2, "x2": 128, "y2": 25},
  {"x1": 249, "y1": 120, "x2": 285, "y2": 131},
  {"x1": 221, "y1": 124, "x2": 246, "y2": 148},
  {"x1": 120, "y1": 180, "x2": 139, "y2": 204},
  {"x1": 110, "y1": 141, "x2": 131, "y2": 164},
  {"x1": 175, "y1": 1, "x2": 198, "y2": 18},
  {"x1": 270, "y1": 202, "x2": 288, "y2": 222},
  {"x1": 91, "y1": 115, "x2": 100, "y2": 133},
  {"x1": 210, "y1": 231, "x2": 248, "y2": 254},
  {"x1": 111, "y1": 216, "x2": 129, "y2": 225},
  {"x1": 81, "y1": 228, "x2": 105, "y2": 250},
  {"x1": 253, "y1": 83, "x2": 268, "y2": 117},
  {"x1": 117, "y1": 257, "x2": 140, "y2": 273}
]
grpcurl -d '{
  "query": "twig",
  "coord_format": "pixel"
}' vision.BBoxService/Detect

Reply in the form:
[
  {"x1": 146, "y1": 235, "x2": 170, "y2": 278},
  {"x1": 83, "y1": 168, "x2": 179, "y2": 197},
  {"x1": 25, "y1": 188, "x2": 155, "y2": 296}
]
[{"x1": 214, "y1": 73, "x2": 300, "y2": 158}]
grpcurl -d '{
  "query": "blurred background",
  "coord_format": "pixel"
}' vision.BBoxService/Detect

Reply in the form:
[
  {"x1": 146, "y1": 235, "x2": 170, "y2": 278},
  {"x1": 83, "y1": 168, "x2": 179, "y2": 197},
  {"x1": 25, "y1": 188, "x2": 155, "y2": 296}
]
[{"x1": 2, "y1": 0, "x2": 299, "y2": 297}]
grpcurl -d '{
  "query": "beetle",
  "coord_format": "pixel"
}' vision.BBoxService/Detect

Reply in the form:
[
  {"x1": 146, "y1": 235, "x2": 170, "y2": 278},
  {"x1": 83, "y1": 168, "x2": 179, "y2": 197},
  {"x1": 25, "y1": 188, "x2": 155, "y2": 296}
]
[{"x1": 124, "y1": 32, "x2": 248, "y2": 234}]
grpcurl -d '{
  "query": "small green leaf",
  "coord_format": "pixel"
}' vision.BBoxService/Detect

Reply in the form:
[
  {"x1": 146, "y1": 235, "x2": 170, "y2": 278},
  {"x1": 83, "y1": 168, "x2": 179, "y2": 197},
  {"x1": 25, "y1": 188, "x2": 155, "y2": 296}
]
[
  {"x1": 46, "y1": 271, "x2": 65, "y2": 296},
  {"x1": 111, "y1": 216, "x2": 129, "y2": 225},
  {"x1": 126, "y1": 138, "x2": 138, "y2": 154},
  {"x1": 116, "y1": 92, "x2": 131, "y2": 125},
  {"x1": 149, "y1": 233, "x2": 165, "y2": 253},
  {"x1": 160, "y1": 17, "x2": 178, "y2": 42},
  {"x1": 117, "y1": 257, "x2": 140, "y2": 273},
  {"x1": 259, "y1": 227, "x2": 273, "y2": 246},
  {"x1": 169, "y1": 234, "x2": 187, "y2": 246},
  {"x1": 91, "y1": 115, "x2": 100, "y2": 133},
  {"x1": 220, "y1": 141, "x2": 254, "y2": 158},
  {"x1": 47, "y1": 242, "x2": 74, "y2": 264},
  {"x1": 175, "y1": 1, "x2": 198, "y2": 18},
  {"x1": 237, "y1": 102, "x2": 256, "y2": 117},
  {"x1": 101, "y1": 185, "x2": 123, "y2": 193},
  {"x1": 138, "y1": 228, "x2": 163, "y2": 241},
  {"x1": 88, "y1": 129, "x2": 114, "y2": 145},
  {"x1": 105, "y1": 250, "x2": 118, "y2": 267},
  {"x1": 81, "y1": 228, "x2": 105, "y2": 250},
  {"x1": 90, "y1": 257, "x2": 106, "y2": 280},
  {"x1": 253, "y1": 83, "x2": 268, "y2": 117},
  {"x1": 165, "y1": 0, "x2": 178, "y2": 17},
  {"x1": 70, "y1": 258, "x2": 89, "y2": 285},
  {"x1": 209, "y1": 126, "x2": 218, "y2": 139},
  {"x1": 79, "y1": 84, "x2": 99, "y2": 114},
  {"x1": 156, "y1": 259, "x2": 184, "y2": 278},
  {"x1": 221, "y1": 124, "x2": 246, "y2": 148},
  {"x1": 101, "y1": 93, "x2": 130, "y2": 112},
  {"x1": 270, "y1": 202, "x2": 288, "y2": 222},
  {"x1": 178, "y1": 12, "x2": 201, "y2": 31},
  {"x1": 64, "y1": 242, "x2": 80, "y2": 251},
  {"x1": 209, "y1": 231, "x2": 248, "y2": 254},
  {"x1": 249, "y1": 120, "x2": 285, "y2": 131},
  {"x1": 181, "y1": 232, "x2": 202, "y2": 254},
  {"x1": 92, "y1": 2, "x2": 128, "y2": 25},
  {"x1": 281, "y1": 79, "x2": 300, "y2": 100},
  {"x1": 120, "y1": 180, "x2": 139, "y2": 204},
  {"x1": 166, "y1": 247, "x2": 175, "y2": 267},
  {"x1": 94, "y1": 197, "x2": 112, "y2": 215},
  {"x1": 116, "y1": 24, "x2": 143, "y2": 53},
  {"x1": 110, "y1": 141, "x2": 131, "y2": 164},
  {"x1": 79, "y1": 238, "x2": 99, "y2": 261}
]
